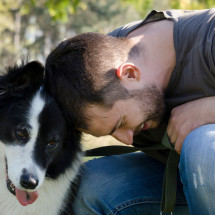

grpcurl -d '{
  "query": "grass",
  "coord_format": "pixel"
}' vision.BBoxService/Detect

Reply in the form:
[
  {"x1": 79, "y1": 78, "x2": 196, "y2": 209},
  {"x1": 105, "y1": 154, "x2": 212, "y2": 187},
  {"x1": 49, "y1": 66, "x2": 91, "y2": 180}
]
[
  {"x1": 81, "y1": 133, "x2": 127, "y2": 161},
  {"x1": 81, "y1": 133, "x2": 125, "y2": 151}
]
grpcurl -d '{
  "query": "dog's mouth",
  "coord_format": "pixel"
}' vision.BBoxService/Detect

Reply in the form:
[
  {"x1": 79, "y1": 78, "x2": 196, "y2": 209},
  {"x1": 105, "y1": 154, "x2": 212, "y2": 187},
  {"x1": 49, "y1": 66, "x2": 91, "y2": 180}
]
[
  {"x1": 5, "y1": 158, "x2": 16, "y2": 195},
  {"x1": 5, "y1": 158, "x2": 39, "y2": 206}
]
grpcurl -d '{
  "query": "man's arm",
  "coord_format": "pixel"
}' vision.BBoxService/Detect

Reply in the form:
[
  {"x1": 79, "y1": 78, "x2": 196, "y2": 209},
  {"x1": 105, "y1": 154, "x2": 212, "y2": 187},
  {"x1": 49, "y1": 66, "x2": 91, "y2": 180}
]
[{"x1": 167, "y1": 96, "x2": 215, "y2": 154}]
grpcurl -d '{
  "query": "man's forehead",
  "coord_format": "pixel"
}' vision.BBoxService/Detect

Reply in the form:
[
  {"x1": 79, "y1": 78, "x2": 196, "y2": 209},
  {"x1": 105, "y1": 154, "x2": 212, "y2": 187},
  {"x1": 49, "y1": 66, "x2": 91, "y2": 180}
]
[
  {"x1": 86, "y1": 103, "x2": 115, "y2": 118},
  {"x1": 82, "y1": 104, "x2": 120, "y2": 136}
]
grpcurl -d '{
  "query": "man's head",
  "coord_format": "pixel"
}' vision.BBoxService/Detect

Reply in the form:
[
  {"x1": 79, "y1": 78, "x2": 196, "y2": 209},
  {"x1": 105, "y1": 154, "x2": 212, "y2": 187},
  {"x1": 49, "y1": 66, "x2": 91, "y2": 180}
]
[
  {"x1": 45, "y1": 33, "x2": 137, "y2": 127},
  {"x1": 45, "y1": 32, "x2": 166, "y2": 144}
]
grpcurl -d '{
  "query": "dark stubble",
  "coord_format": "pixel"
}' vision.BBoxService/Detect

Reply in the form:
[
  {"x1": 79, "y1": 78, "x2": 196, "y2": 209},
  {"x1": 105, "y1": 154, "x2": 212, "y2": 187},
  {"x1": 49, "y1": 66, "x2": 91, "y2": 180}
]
[{"x1": 130, "y1": 85, "x2": 166, "y2": 126}]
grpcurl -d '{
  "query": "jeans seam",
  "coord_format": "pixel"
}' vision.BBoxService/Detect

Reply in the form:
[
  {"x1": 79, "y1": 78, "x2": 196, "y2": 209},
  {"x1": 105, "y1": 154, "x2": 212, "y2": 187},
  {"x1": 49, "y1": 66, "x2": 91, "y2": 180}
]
[
  {"x1": 109, "y1": 197, "x2": 161, "y2": 215},
  {"x1": 108, "y1": 198, "x2": 188, "y2": 215}
]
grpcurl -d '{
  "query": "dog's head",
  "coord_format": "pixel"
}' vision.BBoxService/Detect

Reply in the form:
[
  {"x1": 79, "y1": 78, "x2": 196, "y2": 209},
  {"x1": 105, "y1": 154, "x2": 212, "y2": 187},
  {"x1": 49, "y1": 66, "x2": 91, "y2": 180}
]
[{"x1": 0, "y1": 61, "x2": 82, "y2": 206}]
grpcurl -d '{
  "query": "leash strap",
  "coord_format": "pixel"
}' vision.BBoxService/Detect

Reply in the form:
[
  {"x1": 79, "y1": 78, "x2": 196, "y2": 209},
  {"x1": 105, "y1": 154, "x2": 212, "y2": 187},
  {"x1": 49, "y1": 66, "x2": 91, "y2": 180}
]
[
  {"x1": 161, "y1": 150, "x2": 180, "y2": 212},
  {"x1": 161, "y1": 131, "x2": 180, "y2": 213},
  {"x1": 85, "y1": 145, "x2": 140, "y2": 156}
]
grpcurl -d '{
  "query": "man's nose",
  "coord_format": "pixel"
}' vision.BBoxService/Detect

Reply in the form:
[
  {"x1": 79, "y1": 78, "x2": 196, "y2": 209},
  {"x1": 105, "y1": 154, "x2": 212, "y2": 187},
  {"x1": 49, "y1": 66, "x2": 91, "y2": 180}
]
[{"x1": 111, "y1": 129, "x2": 134, "y2": 145}]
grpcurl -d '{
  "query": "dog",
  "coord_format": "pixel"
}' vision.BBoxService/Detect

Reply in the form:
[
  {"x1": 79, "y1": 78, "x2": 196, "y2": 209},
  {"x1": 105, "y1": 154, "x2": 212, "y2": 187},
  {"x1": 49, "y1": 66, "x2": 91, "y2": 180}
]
[{"x1": 0, "y1": 61, "x2": 83, "y2": 215}]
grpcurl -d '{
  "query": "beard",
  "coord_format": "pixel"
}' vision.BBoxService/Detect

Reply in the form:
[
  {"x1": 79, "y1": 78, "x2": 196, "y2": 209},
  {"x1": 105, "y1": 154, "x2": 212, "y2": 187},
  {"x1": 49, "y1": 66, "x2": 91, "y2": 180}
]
[{"x1": 130, "y1": 85, "x2": 166, "y2": 127}]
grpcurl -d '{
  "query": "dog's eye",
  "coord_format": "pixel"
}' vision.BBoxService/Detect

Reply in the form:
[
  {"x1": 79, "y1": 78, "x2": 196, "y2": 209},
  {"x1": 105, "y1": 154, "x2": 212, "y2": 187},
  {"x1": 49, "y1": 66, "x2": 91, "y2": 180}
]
[
  {"x1": 47, "y1": 140, "x2": 58, "y2": 149},
  {"x1": 15, "y1": 128, "x2": 29, "y2": 142}
]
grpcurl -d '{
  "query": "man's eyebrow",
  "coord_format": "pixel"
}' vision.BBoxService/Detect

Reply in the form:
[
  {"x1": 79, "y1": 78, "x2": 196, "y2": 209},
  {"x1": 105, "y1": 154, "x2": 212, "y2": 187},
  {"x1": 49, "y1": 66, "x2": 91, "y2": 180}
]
[{"x1": 108, "y1": 118, "x2": 121, "y2": 135}]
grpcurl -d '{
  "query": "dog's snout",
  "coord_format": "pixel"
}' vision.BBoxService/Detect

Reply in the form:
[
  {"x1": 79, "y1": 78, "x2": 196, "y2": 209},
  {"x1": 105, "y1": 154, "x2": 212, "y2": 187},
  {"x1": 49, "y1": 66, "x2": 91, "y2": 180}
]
[{"x1": 20, "y1": 169, "x2": 39, "y2": 190}]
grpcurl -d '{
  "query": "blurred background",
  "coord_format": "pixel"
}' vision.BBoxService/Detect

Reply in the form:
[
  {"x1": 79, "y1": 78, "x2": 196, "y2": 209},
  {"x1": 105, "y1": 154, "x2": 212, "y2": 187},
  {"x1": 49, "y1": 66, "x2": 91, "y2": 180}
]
[
  {"x1": 0, "y1": 0, "x2": 214, "y2": 149},
  {"x1": 1, "y1": 0, "x2": 214, "y2": 69}
]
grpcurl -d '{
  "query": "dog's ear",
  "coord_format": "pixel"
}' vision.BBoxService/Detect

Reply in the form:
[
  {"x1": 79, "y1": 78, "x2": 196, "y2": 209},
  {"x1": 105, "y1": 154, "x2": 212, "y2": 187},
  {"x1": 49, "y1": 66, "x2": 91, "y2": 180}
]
[{"x1": 0, "y1": 61, "x2": 44, "y2": 96}]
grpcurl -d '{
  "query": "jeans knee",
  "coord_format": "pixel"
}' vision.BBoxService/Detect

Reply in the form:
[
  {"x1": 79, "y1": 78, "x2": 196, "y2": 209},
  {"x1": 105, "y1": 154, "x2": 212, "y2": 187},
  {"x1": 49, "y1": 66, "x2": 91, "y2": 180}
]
[
  {"x1": 180, "y1": 124, "x2": 215, "y2": 163},
  {"x1": 179, "y1": 124, "x2": 215, "y2": 188}
]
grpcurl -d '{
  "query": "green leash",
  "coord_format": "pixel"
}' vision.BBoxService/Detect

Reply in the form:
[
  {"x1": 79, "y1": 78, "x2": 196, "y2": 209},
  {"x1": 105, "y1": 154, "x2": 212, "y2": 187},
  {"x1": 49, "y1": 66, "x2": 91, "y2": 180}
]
[
  {"x1": 85, "y1": 145, "x2": 140, "y2": 156},
  {"x1": 161, "y1": 131, "x2": 180, "y2": 213}
]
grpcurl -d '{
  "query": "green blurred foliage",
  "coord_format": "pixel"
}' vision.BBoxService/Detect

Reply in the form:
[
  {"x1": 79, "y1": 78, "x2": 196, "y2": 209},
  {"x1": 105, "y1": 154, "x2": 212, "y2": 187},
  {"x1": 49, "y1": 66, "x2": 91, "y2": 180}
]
[
  {"x1": 67, "y1": 0, "x2": 140, "y2": 34},
  {"x1": 0, "y1": 0, "x2": 140, "y2": 69},
  {"x1": 170, "y1": 0, "x2": 215, "y2": 9},
  {"x1": 21, "y1": 0, "x2": 82, "y2": 22},
  {"x1": 120, "y1": 0, "x2": 153, "y2": 18}
]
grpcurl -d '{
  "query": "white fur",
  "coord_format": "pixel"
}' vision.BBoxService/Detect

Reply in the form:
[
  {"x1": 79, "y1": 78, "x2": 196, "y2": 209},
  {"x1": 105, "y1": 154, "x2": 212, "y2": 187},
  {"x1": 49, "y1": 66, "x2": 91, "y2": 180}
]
[
  {"x1": 5, "y1": 91, "x2": 46, "y2": 189},
  {"x1": 0, "y1": 91, "x2": 83, "y2": 215}
]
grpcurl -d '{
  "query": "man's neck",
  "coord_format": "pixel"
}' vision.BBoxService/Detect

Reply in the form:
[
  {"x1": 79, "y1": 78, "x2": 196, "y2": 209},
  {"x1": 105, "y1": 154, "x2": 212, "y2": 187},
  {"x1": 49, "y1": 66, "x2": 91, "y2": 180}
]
[{"x1": 127, "y1": 20, "x2": 176, "y2": 90}]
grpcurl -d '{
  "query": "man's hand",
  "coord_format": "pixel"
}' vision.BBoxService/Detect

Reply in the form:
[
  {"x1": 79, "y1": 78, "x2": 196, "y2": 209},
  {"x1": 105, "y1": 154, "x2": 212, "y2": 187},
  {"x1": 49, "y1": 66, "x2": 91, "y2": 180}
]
[{"x1": 167, "y1": 97, "x2": 215, "y2": 154}]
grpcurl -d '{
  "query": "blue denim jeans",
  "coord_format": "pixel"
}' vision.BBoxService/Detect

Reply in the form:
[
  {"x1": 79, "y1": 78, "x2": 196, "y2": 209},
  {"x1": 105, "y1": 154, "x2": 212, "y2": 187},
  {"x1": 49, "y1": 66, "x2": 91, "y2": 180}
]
[
  {"x1": 73, "y1": 125, "x2": 215, "y2": 215},
  {"x1": 179, "y1": 124, "x2": 215, "y2": 215}
]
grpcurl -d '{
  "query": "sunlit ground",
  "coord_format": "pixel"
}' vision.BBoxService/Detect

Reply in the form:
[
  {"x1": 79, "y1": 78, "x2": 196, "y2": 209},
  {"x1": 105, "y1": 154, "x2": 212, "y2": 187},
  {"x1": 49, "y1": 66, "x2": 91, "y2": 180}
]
[{"x1": 81, "y1": 133, "x2": 125, "y2": 151}]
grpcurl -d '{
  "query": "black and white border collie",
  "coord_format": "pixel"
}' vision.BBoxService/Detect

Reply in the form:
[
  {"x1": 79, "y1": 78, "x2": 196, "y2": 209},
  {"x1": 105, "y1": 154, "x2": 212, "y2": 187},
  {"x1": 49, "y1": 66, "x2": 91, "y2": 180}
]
[{"x1": 0, "y1": 61, "x2": 82, "y2": 215}]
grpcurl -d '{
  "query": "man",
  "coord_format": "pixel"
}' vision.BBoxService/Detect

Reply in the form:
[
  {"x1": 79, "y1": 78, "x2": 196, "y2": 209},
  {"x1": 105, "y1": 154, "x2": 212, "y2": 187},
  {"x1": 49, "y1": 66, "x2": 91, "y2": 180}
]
[{"x1": 45, "y1": 9, "x2": 215, "y2": 215}]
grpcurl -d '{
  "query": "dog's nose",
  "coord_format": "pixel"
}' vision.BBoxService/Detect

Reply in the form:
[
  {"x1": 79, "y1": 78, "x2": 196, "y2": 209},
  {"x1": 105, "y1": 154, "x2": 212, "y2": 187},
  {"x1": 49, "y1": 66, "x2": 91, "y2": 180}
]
[{"x1": 20, "y1": 169, "x2": 39, "y2": 190}]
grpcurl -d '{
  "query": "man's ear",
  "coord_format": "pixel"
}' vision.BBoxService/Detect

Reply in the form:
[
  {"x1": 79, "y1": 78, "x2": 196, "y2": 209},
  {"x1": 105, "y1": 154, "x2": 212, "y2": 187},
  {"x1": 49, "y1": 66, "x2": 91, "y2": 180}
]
[{"x1": 116, "y1": 63, "x2": 140, "y2": 81}]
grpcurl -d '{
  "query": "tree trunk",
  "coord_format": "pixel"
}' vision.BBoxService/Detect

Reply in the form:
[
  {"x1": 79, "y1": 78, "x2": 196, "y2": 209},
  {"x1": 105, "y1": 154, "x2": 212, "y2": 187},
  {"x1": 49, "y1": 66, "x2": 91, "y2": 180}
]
[{"x1": 11, "y1": 8, "x2": 21, "y2": 52}]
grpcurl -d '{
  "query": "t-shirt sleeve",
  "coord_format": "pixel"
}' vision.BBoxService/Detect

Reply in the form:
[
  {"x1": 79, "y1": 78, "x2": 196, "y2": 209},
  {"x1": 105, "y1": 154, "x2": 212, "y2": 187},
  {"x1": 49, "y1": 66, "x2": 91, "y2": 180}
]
[{"x1": 107, "y1": 20, "x2": 144, "y2": 38}]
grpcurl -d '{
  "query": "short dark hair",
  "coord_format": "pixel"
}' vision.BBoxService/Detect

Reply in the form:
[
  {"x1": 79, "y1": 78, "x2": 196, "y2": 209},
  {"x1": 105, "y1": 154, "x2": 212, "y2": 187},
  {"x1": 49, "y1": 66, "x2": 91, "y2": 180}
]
[{"x1": 45, "y1": 32, "x2": 136, "y2": 129}]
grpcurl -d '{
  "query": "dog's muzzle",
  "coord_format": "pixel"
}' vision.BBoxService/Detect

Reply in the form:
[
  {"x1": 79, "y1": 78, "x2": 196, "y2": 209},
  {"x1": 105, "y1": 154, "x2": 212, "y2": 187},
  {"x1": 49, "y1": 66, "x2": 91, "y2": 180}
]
[{"x1": 4, "y1": 157, "x2": 39, "y2": 206}]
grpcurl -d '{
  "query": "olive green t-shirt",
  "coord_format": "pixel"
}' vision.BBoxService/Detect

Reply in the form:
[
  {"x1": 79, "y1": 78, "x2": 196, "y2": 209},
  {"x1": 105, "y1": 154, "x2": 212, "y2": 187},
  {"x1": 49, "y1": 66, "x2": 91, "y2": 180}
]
[{"x1": 108, "y1": 9, "x2": 215, "y2": 153}]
